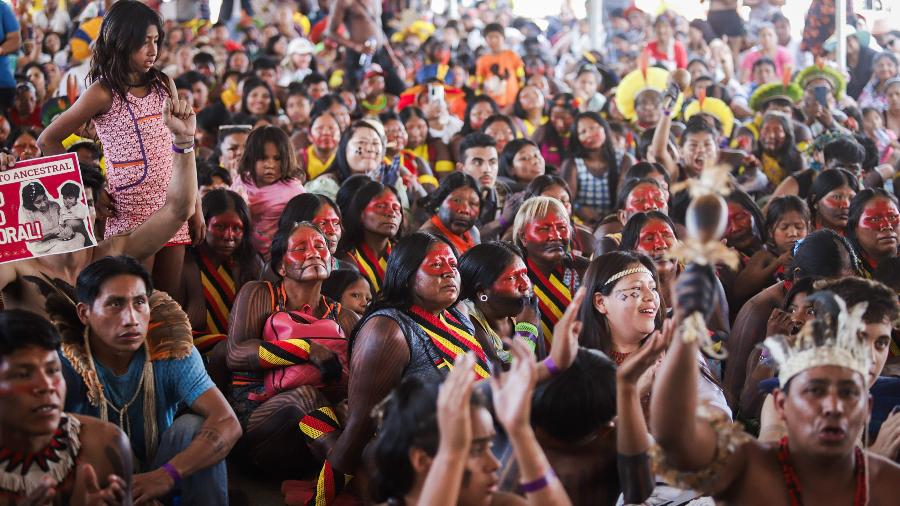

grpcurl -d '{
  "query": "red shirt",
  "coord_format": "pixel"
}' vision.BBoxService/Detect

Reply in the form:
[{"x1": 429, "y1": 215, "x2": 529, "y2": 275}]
[{"x1": 645, "y1": 40, "x2": 687, "y2": 70}]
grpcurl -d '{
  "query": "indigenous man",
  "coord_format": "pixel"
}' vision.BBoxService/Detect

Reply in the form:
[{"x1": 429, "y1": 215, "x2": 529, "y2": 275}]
[
  {"x1": 418, "y1": 172, "x2": 482, "y2": 254},
  {"x1": 56, "y1": 256, "x2": 241, "y2": 505},
  {"x1": 0, "y1": 97, "x2": 198, "y2": 319},
  {"x1": 795, "y1": 63, "x2": 852, "y2": 137},
  {"x1": 513, "y1": 196, "x2": 589, "y2": 349},
  {"x1": 652, "y1": 269, "x2": 900, "y2": 506},
  {"x1": 326, "y1": 0, "x2": 406, "y2": 96},
  {"x1": 0, "y1": 309, "x2": 131, "y2": 505}
]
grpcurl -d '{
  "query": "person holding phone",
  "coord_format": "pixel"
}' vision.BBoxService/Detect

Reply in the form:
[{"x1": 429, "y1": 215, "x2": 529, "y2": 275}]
[{"x1": 796, "y1": 63, "x2": 852, "y2": 137}]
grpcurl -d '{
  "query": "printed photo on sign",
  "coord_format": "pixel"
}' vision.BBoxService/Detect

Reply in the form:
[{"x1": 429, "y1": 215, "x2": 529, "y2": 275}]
[{"x1": 0, "y1": 153, "x2": 96, "y2": 264}]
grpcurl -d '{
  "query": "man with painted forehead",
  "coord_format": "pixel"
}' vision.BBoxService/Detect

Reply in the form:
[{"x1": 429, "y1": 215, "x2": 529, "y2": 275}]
[{"x1": 651, "y1": 279, "x2": 900, "y2": 506}]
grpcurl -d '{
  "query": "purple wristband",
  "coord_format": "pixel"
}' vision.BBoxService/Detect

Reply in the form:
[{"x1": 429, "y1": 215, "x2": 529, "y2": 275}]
[
  {"x1": 519, "y1": 469, "x2": 556, "y2": 494},
  {"x1": 543, "y1": 356, "x2": 561, "y2": 376},
  {"x1": 161, "y1": 463, "x2": 182, "y2": 486},
  {"x1": 498, "y1": 215, "x2": 508, "y2": 229}
]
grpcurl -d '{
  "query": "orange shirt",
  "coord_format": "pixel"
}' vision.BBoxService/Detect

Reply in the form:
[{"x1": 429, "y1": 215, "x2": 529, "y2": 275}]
[{"x1": 475, "y1": 50, "x2": 524, "y2": 108}]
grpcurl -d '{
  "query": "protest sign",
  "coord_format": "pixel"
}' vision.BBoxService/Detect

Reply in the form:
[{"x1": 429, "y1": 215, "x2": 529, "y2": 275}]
[{"x1": 0, "y1": 153, "x2": 96, "y2": 264}]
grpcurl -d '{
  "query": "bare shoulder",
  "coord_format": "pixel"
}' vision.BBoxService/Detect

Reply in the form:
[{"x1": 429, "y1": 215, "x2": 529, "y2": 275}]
[
  {"x1": 867, "y1": 452, "x2": 900, "y2": 502},
  {"x1": 356, "y1": 314, "x2": 404, "y2": 343},
  {"x1": 490, "y1": 491, "x2": 527, "y2": 505}
]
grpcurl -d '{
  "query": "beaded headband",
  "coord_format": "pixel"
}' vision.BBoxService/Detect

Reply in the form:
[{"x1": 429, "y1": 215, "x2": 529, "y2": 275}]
[{"x1": 604, "y1": 266, "x2": 652, "y2": 287}]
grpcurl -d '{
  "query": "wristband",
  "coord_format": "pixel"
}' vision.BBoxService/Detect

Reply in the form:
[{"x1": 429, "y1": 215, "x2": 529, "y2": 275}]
[
  {"x1": 172, "y1": 143, "x2": 194, "y2": 154},
  {"x1": 497, "y1": 215, "x2": 508, "y2": 229},
  {"x1": 161, "y1": 463, "x2": 182, "y2": 487},
  {"x1": 542, "y1": 356, "x2": 561, "y2": 376},
  {"x1": 514, "y1": 321, "x2": 538, "y2": 339},
  {"x1": 519, "y1": 469, "x2": 556, "y2": 494}
]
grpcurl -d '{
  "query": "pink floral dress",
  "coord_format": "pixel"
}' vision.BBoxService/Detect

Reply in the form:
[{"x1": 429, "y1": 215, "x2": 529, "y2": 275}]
[{"x1": 92, "y1": 86, "x2": 190, "y2": 244}]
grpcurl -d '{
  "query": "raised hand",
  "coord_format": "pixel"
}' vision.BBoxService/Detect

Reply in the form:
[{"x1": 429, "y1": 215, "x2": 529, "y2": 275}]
[
  {"x1": 548, "y1": 287, "x2": 586, "y2": 372},
  {"x1": 437, "y1": 353, "x2": 478, "y2": 453},
  {"x1": 617, "y1": 318, "x2": 674, "y2": 389},
  {"x1": 870, "y1": 409, "x2": 900, "y2": 462},
  {"x1": 491, "y1": 338, "x2": 538, "y2": 433},
  {"x1": 162, "y1": 97, "x2": 196, "y2": 141}
]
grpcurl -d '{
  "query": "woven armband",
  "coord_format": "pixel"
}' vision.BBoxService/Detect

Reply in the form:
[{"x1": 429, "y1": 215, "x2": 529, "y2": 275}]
[
  {"x1": 306, "y1": 460, "x2": 352, "y2": 506},
  {"x1": 259, "y1": 339, "x2": 311, "y2": 368},
  {"x1": 299, "y1": 406, "x2": 340, "y2": 442},
  {"x1": 649, "y1": 405, "x2": 751, "y2": 492}
]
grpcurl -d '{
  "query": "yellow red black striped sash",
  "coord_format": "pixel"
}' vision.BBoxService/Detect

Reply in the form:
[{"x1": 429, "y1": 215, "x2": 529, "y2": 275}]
[
  {"x1": 408, "y1": 305, "x2": 490, "y2": 378},
  {"x1": 351, "y1": 242, "x2": 391, "y2": 293},
  {"x1": 194, "y1": 252, "x2": 236, "y2": 354},
  {"x1": 527, "y1": 258, "x2": 573, "y2": 349}
]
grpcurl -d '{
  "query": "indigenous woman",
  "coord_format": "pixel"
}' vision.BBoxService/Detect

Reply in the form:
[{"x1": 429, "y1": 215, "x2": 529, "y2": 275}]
[
  {"x1": 305, "y1": 120, "x2": 390, "y2": 201},
  {"x1": 594, "y1": 177, "x2": 669, "y2": 254},
  {"x1": 315, "y1": 233, "x2": 490, "y2": 501},
  {"x1": 380, "y1": 111, "x2": 439, "y2": 193},
  {"x1": 806, "y1": 168, "x2": 859, "y2": 233},
  {"x1": 723, "y1": 189, "x2": 767, "y2": 263},
  {"x1": 846, "y1": 188, "x2": 900, "y2": 277},
  {"x1": 480, "y1": 114, "x2": 518, "y2": 155},
  {"x1": 300, "y1": 111, "x2": 340, "y2": 183},
  {"x1": 514, "y1": 196, "x2": 589, "y2": 349},
  {"x1": 618, "y1": 212, "x2": 679, "y2": 311},
  {"x1": 418, "y1": 172, "x2": 481, "y2": 254},
  {"x1": 614, "y1": 66, "x2": 679, "y2": 134},
  {"x1": 513, "y1": 84, "x2": 548, "y2": 137},
  {"x1": 751, "y1": 111, "x2": 804, "y2": 192},
  {"x1": 226, "y1": 221, "x2": 358, "y2": 478},
  {"x1": 560, "y1": 111, "x2": 632, "y2": 227},
  {"x1": 180, "y1": 190, "x2": 262, "y2": 364},
  {"x1": 859, "y1": 52, "x2": 900, "y2": 111},
  {"x1": 733, "y1": 196, "x2": 810, "y2": 304},
  {"x1": 401, "y1": 106, "x2": 454, "y2": 178},
  {"x1": 276, "y1": 193, "x2": 353, "y2": 271},
  {"x1": 336, "y1": 180, "x2": 403, "y2": 293},
  {"x1": 533, "y1": 93, "x2": 576, "y2": 168},
  {"x1": 449, "y1": 95, "x2": 500, "y2": 158},
  {"x1": 498, "y1": 139, "x2": 547, "y2": 194}
]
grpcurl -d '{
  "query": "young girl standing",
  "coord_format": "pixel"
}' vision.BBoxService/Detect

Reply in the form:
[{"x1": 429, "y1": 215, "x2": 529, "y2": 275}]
[{"x1": 38, "y1": 0, "x2": 198, "y2": 296}]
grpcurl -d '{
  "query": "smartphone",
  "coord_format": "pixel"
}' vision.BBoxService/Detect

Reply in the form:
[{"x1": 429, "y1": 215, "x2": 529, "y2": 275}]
[
  {"x1": 813, "y1": 85, "x2": 829, "y2": 107},
  {"x1": 428, "y1": 84, "x2": 445, "y2": 103}
]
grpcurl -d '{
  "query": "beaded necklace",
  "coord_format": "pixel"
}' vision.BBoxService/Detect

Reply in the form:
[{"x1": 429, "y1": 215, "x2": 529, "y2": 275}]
[{"x1": 776, "y1": 437, "x2": 867, "y2": 506}]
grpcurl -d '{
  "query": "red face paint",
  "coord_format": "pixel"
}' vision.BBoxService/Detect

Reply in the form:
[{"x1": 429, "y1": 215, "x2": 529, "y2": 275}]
[
  {"x1": 419, "y1": 242, "x2": 458, "y2": 277},
  {"x1": 490, "y1": 262, "x2": 531, "y2": 297},
  {"x1": 312, "y1": 204, "x2": 341, "y2": 250},
  {"x1": 726, "y1": 202, "x2": 753, "y2": 240},
  {"x1": 625, "y1": 184, "x2": 667, "y2": 214},
  {"x1": 206, "y1": 211, "x2": 244, "y2": 254},
  {"x1": 636, "y1": 220, "x2": 675, "y2": 257},
  {"x1": 859, "y1": 199, "x2": 900, "y2": 231},
  {"x1": 282, "y1": 226, "x2": 331, "y2": 280},
  {"x1": 365, "y1": 191, "x2": 402, "y2": 219},
  {"x1": 523, "y1": 212, "x2": 571, "y2": 245},
  {"x1": 821, "y1": 189, "x2": 854, "y2": 212}
]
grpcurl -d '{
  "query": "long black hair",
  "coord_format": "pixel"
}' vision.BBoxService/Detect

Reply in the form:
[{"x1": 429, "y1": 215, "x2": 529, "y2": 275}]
[
  {"x1": 845, "y1": 188, "x2": 899, "y2": 258},
  {"x1": 201, "y1": 189, "x2": 257, "y2": 284},
  {"x1": 791, "y1": 229, "x2": 861, "y2": 279},
  {"x1": 326, "y1": 121, "x2": 386, "y2": 183},
  {"x1": 727, "y1": 188, "x2": 768, "y2": 246},
  {"x1": 807, "y1": 168, "x2": 859, "y2": 219},
  {"x1": 459, "y1": 95, "x2": 499, "y2": 136},
  {"x1": 569, "y1": 111, "x2": 620, "y2": 203},
  {"x1": 577, "y1": 251, "x2": 663, "y2": 353},
  {"x1": 368, "y1": 375, "x2": 488, "y2": 503},
  {"x1": 458, "y1": 241, "x2": 524, "y2": 301},
  {"x1": 365, "y1": 232, "x2": 455, "y2": 314},
  {"x1": 277, "y1": 193, "x2": 341, "y2": 232},
  {"x1": 240, "y1": 77, "x2": 278, "y2": 116},
  {"x1": 336, "y1": 180, "x2": 403, "y2": 256},
  {"x1": 537, "y1": 93, "x2": 576, "y2": 156},
  {"x1": 88, "y1": 0, "x2": 169, "y2": 103},
  {"x1": 499, "y1": 138, "x2": 541, "y2": 181}
]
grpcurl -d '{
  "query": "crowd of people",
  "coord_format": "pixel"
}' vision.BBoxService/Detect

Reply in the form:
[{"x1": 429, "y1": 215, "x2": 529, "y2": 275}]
[{"x1": 2, "y1": 0, "x2": 900, "y2": 504}]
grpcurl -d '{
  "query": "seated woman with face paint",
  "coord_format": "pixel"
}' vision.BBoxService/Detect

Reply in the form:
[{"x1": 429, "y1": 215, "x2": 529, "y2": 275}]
[
  {"x1": 225, "y1": 221, "x2": 359, "y2": 478},
  {"x1": 274, "y1": 193, "x2": 353, "y2": 273},
  {"x1": 513, "y1": 197, "x2": 590, "y2": 351},
  {"x1": 179, "y1": 190, "x2": 262, "y2": 388},
  {"x1": 845, "y1": 188, "x2": 900, "y2": 278},
  {"x1": 418, "y1": 172, "x2": 482, "y2": 254},
  {"x1": 335, "y1": 180, "x2": 404, "y2": 294},
  {"x1": 593, "y1": 177, "x2": 670, "y2": 255}
]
